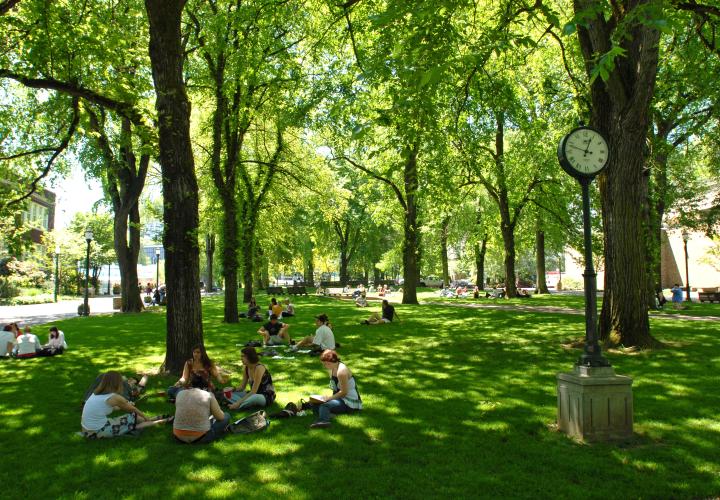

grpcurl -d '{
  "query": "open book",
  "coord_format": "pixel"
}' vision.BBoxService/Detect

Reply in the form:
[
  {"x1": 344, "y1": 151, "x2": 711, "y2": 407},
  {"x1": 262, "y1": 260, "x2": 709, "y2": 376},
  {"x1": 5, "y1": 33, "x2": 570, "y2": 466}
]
[{"x1": 308, "y1": 394, "x2": 326, "y2": 404}]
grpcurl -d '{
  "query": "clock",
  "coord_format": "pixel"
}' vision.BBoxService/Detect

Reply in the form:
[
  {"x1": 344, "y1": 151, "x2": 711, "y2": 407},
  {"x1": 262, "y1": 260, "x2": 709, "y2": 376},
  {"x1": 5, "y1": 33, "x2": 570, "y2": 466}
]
[{"x1": 557, "y1": 126, "x2": 609, "y2": 178}]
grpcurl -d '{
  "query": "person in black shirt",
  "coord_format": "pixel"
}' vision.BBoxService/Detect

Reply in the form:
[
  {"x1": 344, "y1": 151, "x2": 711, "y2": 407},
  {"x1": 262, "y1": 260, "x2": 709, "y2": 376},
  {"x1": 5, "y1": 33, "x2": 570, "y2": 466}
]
[
  {"x1": 361, "y1": 300, "x2": 398, "y2": 325},
  {"x1": 258, "y1": 314, "x2": 291, "y2": 345}
]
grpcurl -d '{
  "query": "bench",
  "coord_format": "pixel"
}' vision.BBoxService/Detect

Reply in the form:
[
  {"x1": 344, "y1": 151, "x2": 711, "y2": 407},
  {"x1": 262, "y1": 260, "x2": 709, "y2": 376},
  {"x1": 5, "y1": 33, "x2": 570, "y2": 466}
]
[
  {"x1": 266, "y1": 286, "x2": 284, "y2": 295},
  {"x1": 288, "y1": 286, "x2": 308, "y2": 296},
  {"x1": 698, "y1": 291, "x2": 720, "y2": 303}
]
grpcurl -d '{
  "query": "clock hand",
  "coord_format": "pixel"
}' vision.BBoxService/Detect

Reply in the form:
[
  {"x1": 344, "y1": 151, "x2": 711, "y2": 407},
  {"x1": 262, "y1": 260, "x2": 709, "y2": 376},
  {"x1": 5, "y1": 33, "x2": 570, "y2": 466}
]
[
  {"x1": 583, "y1": 137, "x2": 592, "y2": 155},
  {"x1": 568, "y1": 144, "x2": 588, "y2": 153}
]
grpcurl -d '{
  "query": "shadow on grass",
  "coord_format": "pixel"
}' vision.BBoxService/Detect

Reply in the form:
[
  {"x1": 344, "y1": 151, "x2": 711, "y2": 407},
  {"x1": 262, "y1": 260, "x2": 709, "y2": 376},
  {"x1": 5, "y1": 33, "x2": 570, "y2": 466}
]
[{"x1": 0, "y1": 294, "x2": 718, "y2": 498}]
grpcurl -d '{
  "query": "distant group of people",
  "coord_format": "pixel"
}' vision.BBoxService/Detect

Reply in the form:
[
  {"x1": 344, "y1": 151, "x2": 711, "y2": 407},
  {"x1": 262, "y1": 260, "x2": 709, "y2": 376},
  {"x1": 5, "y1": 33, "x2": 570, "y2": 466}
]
[
  {"x1": 240, "y1": 296, "x2": 294, "y2": 322},
  {"x1": 1, "y1": 323, "x2": 67, "y2": 358}
]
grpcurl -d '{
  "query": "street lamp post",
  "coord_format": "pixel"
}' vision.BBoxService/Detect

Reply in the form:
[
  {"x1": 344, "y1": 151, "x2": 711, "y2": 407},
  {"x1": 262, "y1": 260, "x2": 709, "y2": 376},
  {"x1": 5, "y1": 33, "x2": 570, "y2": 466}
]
[
  {"x1": 82, "y1": 229, "x2": 93, "y2": 316},
  {"x1": 682, "y1": 230, "x2": 690, "y2": 302},
  {"x1": 54, "y1": 244, "x2": 60, "y2": 302},
  {"x1": 155, "y1": 248, "x2": 161, "y2": 291}
]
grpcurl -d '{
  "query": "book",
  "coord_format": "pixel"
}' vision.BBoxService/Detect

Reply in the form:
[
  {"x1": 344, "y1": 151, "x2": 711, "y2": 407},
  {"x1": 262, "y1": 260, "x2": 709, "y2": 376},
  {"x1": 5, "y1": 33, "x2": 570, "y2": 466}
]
[{"x1": 309, "y1": 394, "x2": 326, "y2": 404}]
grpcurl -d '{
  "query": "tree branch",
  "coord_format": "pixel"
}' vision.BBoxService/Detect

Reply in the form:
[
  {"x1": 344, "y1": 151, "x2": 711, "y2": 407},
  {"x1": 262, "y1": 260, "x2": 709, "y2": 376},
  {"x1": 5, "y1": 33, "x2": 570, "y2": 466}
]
[
  {"x1": 4, "y1": 97, "x2": 80, "y2": 209},
  {"x1": 333, "y1": 155, "x2": 407, "y2": 211}
]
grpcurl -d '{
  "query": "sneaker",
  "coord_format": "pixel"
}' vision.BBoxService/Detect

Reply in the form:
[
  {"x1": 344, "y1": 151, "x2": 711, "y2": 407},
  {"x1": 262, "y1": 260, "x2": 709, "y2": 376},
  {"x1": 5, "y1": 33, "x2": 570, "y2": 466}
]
[{"x1": 310, "y1": 421, "x2": 331, "y2": 429}]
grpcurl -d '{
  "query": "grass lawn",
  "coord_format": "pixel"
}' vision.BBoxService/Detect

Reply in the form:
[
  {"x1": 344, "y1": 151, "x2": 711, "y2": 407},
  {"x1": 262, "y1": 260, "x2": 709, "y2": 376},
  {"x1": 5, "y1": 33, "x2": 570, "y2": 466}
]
[{"x1": 1, "y1": 293, "x2": 719, "y2": 499}]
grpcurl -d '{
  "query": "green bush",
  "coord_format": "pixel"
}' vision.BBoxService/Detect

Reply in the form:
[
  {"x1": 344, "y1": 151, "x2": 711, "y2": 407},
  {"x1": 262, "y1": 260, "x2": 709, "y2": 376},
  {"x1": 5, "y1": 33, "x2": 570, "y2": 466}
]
[
  {"x1": 0, "y1": 277, "x2": 20, "y2": 299},
  {"x1": 0, "y1": 257, "x2": 48, "y2": 288}
]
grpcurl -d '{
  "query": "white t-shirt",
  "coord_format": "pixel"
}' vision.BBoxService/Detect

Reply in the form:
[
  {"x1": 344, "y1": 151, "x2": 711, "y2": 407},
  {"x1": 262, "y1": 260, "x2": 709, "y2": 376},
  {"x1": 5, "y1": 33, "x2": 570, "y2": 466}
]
[
  {"x1": 16, "y1": 333, "x2": 40, "y2": 355},
  {"x1": 313, "y1": 324, "x2": 336, "y2": 350},
  {"x1": 0, "y1": 331, "x2": 16, "y2": 355},
  {"x1": 81, "y1": 393, "x2": 114, "y2": 430},
  {"x1": 47, "y1": 330, "x2": 67, "y2": 349}
]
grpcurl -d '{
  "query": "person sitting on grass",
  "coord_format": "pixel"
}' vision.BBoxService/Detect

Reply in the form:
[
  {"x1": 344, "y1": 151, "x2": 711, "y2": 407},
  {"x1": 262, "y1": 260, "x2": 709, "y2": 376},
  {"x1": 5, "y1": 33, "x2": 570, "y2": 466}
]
[
  {"x1": 258, "y1": 314, "x2": 291, "y2": 345},
  {"x1": 292, "y1": 314, "x2": 336, "y2": 352},
  {"x1": 268, "y1": 297, "x2": 283, "y2": 318},
  {"x1": 15, "y1": 326, "x2": 41, "y2": 358},
  {"x1": 168, "y1": 344, "x2": 228, "y2": 401},
  {"x1": 517, "y1": 288, "x2": 531, "y2": 298},
  {"x1": 0, "y1": 325, "x2": 17, "y2": 358},
  {"x1": 308, "y1": 349, "x2": 362, "y2": 429},
  {"x1": 46, "y1": 326, "x2": 67, "y2": 350},
  {"x1": 173, "y1": 374, "x2": 230, "y2": 444},
  {"x1": 226, "y1": 347, "x2": 276, "y2": 410},
  {"x1": 243, "y1": 296, "x2": 261, "y2": 321},
  {"x1": 355, "y1": 292, "x2": 368, "y2": 307},
  {"x1": 282, "y1": 298, "x2": 295, "y2": 317},
  {"x1": 361, "y1": 299, "x2": 398, "y2": 325},
  {"x1": 81, "y1": 371, "x2": 171, "y2": 438}
]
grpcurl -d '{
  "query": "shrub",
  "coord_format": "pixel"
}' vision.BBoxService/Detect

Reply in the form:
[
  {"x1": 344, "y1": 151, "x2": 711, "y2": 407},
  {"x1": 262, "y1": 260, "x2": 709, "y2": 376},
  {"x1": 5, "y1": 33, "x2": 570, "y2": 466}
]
[
  {"x1": 0, "y1": 257, "x2": 48, "y2": 288},
  {"x1": 0, "y1": 277, "x2": 20, "y2": 299}
]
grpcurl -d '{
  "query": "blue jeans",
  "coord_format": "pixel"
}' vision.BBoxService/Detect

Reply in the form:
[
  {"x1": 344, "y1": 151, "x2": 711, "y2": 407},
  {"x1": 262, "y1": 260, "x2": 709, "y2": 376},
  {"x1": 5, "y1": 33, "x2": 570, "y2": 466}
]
[
  {"x1": 312, "y1": 399, "x2": 351, "y2": 423},
  {"x1": 167, "y1": 385, "x2": 183, "y2": 400},
  {"x1": 196, "y1": 412, "x2": 230, "y2": 444}
]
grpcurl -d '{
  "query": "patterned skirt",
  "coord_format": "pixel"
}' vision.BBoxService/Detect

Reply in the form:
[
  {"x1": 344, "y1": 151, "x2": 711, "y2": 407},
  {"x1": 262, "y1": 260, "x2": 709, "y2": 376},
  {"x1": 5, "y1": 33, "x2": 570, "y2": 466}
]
[{"x1": 82, "y1": 413, "x2": 137, "y2": 438}]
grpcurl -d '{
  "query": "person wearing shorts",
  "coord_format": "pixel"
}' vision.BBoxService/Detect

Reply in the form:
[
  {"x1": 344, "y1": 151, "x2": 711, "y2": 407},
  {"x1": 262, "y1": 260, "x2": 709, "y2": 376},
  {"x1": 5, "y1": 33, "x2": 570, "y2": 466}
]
[{"x1": 258, "y1": 314, "x2": 290, "y2": 345}]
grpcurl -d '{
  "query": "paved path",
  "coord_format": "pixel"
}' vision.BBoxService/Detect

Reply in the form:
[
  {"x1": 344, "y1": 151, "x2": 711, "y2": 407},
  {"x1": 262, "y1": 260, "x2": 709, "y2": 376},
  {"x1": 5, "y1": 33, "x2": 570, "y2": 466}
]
[
  {"x1": 2, "y1": 296, "x2": 717, "y2": 325},
  {"x1": 423, "y1": 301, "x2": 720, "y2": 322},
  {"x1": 0, "y1": 297, "x2": 116, "y2": 326}
]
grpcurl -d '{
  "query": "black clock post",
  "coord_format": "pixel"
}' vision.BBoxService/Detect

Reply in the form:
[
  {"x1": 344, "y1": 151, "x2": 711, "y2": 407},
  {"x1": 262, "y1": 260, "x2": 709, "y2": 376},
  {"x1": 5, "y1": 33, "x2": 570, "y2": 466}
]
[
  {"x1": 576, "y1": 177, "x2": 609, "y2": 367},
  {"x1": 556, "y1": 125, "x2": 633, "y2": 442}
]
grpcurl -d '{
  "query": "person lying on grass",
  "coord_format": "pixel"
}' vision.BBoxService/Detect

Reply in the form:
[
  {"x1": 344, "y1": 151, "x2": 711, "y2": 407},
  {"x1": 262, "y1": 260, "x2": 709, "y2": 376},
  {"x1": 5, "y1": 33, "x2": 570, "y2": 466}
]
[
  {"x1": 167, "y1": 344, "x2": 228, "y2": 401},
  {"x1": 81, "y1": 371, "x2": 171, "y2": 438},
  {"x1": 292, "y1": 314, "x2": 336, "y2": 352},
  {"x1": 361, "y1": 299, "x2": 398, "y2": 325},
  {"x1": 173, "y1": 374, "x2": 230, "y2": 444},
  {"x1": 308, "y1": 349, "x2": 362, "y2": 429},
  {"x1": 258, "y1": 314, "x2": 291, "y2": 346},
  {"x1": 226, "y1": 347, "x2": 276, "y2": 410}
]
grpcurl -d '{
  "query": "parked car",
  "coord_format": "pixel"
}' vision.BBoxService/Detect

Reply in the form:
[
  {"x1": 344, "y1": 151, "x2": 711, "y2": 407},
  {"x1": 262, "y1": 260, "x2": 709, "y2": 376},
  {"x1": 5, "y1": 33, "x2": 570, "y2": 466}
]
[{"x1": 420, "y1": 276, "x2": 443, "y2": 287}]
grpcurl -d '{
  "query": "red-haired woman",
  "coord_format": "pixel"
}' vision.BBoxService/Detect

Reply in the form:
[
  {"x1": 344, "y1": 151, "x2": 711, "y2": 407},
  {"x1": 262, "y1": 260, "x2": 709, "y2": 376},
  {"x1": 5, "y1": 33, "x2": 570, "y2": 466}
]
[{"x1": 309, "y1": 349, "x2": 362, "y2": 429}]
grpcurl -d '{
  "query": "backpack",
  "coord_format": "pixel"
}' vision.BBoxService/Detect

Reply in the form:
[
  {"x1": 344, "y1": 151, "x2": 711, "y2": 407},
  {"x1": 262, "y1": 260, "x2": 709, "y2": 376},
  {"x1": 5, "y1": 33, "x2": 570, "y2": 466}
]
[{"x1": 229, "y1": 410, "x2": 270, "y2": 434}]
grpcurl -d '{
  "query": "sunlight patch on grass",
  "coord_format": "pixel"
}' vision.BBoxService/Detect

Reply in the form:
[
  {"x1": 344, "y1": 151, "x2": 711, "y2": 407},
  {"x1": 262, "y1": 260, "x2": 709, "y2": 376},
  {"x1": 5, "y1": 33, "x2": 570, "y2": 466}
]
[
  {"x1": 187, "y1": 465, "x2": 224, "y2": 482},
  {"x1": 477, "y1": 421, "x2": 511, "y2": 431},
  {"x1": 205, "y1": 480, "x2": 243, "y2": 498},
  {"x1": 685, "y1": 418, "x2": 720, "y2": 433}
]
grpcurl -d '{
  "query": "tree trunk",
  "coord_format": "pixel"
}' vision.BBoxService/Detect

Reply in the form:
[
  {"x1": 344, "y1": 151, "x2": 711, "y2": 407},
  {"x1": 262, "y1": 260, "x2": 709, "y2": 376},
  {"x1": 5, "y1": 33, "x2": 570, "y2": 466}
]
[
  {"x1": 575, "y1": 0, "x2": 658, "y2": 347},
  {"x1": 500, "y1": 222, "x2": 517, "y2": 298},
  {"x1": 241, "y1": 219, "x2": 257, "y2": 303},
  {"x1": 475, "y1": 237, "x2": 487, "y2": 289},
  {"x1": 535, "y1": 227, "x2": 550, "y2": 294},
  {"x1": 402, "y1": 145, "x2": 420, "y2": 304},
  {"x1": 115, "y1": 203, "x2": 144, "y2": 312},
  {"x1": 440, "y1": 217, "x2": 450, "y2": 287},
  {"x1": 305, "y1": 241, "x2": 315, "y2": 285},
  {"x1": 145, "y1": 0, "x2": 203, "y2": 374},
  {"x1": 221, "y1": 194, "x2": 239, "y2": 322},
  {"x1": 205, "y1": 233, "x2": 215, "y2": 292}
]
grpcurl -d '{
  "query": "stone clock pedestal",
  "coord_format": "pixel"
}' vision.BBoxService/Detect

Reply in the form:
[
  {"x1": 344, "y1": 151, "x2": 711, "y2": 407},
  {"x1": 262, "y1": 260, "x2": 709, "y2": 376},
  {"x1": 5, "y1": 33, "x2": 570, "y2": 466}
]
[{"x1": 557, "y1": 365, "x2": 633, "y2": 441}]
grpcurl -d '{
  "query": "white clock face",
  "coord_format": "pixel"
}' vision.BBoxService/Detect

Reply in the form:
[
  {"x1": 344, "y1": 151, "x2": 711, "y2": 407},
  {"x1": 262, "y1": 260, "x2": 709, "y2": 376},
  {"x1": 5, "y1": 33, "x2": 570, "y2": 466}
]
[{"x1": 564, "y1": 129, "x2": 608, "y2": 175}]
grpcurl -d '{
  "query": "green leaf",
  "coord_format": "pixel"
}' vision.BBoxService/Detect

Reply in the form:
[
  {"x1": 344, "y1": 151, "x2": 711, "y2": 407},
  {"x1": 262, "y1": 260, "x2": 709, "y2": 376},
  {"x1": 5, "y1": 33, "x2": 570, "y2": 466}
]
[{"x1": 562, "y1": 23, "x2": 577, "y2": 36}]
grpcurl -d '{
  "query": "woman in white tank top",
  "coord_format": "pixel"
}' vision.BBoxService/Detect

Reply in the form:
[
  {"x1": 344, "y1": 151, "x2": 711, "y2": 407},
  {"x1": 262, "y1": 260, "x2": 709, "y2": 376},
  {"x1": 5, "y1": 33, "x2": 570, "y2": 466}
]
[{"x1": 81, "y1": 371, "x2": 172, "y2": 438}]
